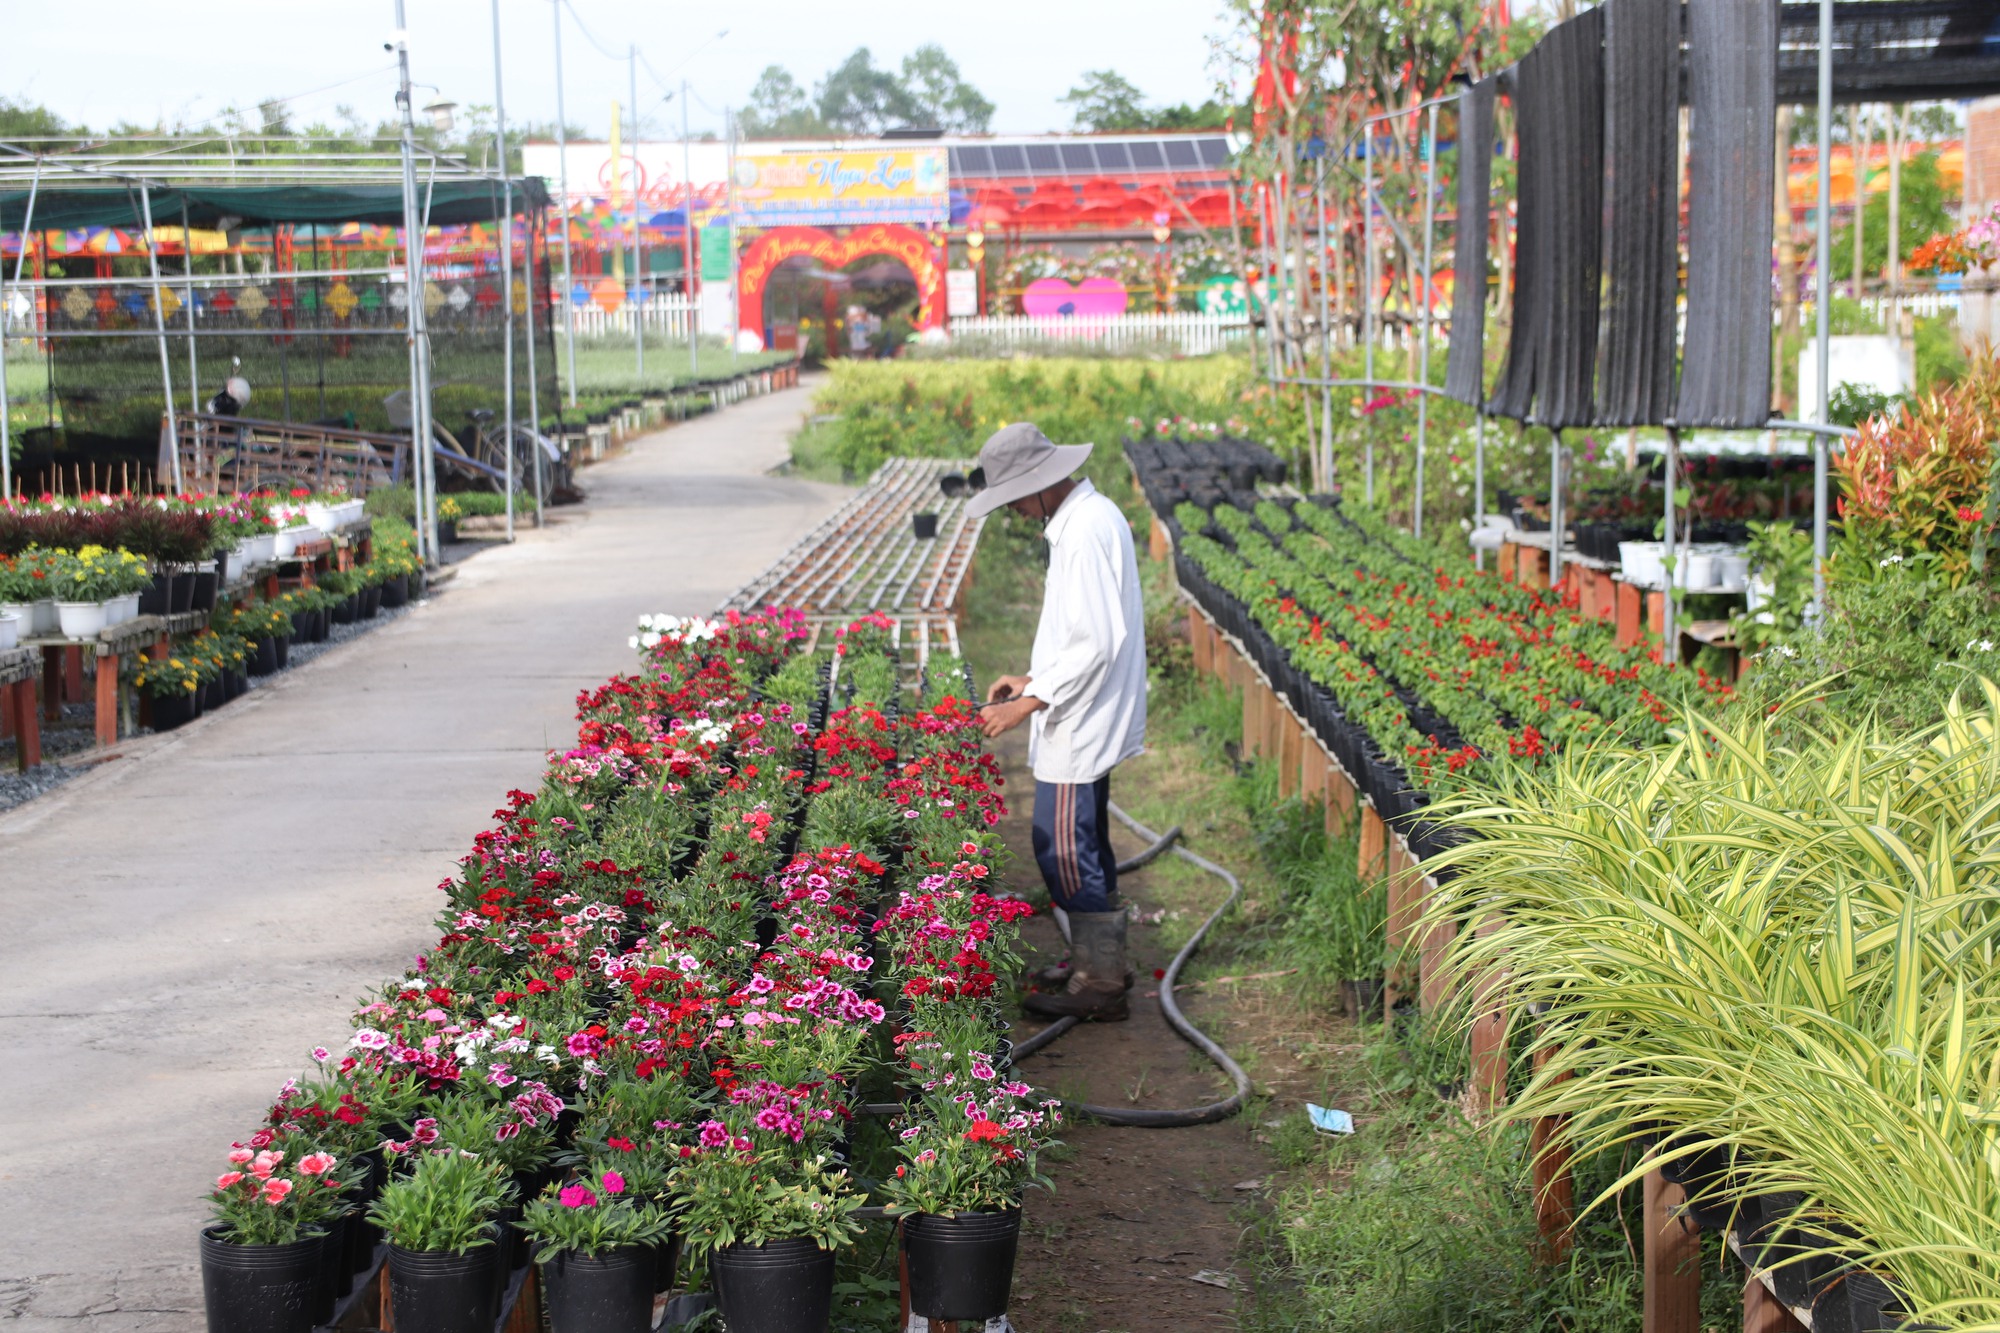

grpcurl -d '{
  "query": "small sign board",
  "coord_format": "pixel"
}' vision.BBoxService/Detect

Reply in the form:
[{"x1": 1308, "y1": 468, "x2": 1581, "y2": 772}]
[{"x1": 946, "y1": 268, "x2": 980, "y2": 317}]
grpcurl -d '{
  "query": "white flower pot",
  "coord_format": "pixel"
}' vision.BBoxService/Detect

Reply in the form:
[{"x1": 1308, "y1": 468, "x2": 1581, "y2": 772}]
[
  {"x1": 106, "y1": 592, "x2": 140, "y2": 625},
  {"x1": 247, "y1": 533, "x2": 278, "y2": 566},
  {"x1": 223, "y1": 547, "x2": 246, "y2": 583},
  {"x1": 0, "y1": 612, "x2": 18, "y2": 651},
  {"x1": 1746, "y1": 575, "x2": 1773, "y2": 613},
  {"x1": 1618, "y1": 540, "x2": 1664, "y2": 588},
  {"x1": 56, "y1": 600, "x2": 111, "y2": 639},
  {"x1": 1672, "y1": 551, "x2": 1717, "y2": 590},
  {"x1": 274, "y1": 526, "x2": 323, "y2": 559},
  {"x1": 26, "y1": 600, "x2": 58, "y2": 635},
  {"x1": 1714, "y1": 554, "x2": 1751, "y2": 589}
]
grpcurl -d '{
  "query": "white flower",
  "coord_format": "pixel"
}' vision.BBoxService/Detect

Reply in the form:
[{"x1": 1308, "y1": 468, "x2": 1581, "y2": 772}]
[
  {"x1": 1971, "y1": 639, "x2": 1996, "y2": 653},
  {"x1": 1774, "y1": 644, "x2": 1798, "y2": 658},
  {"x1": 1879, "y1": 553, "x2": 1906, "y2": 567}
]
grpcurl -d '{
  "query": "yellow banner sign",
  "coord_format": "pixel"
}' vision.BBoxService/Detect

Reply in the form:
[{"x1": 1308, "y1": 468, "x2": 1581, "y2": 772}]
[{"x1": 730, "y1": 148, "x2": 948, "y2": 227}]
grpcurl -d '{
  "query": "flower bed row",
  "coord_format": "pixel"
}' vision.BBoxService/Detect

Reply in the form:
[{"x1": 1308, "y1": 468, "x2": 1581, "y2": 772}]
[
  {"x1": 199, "y1": 607, "x2": 1055, "y2": 1333},
  {"x1": 1161, "y1": 491, "x2": 1727, "y2": 842}
]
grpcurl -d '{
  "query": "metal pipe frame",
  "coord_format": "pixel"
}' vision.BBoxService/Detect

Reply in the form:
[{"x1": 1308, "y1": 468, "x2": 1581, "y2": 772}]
[
  {"x1": 135, "y1": 181, "x2": 184, "y2": 491},
  {"x1": 0, "y1": 157, "x2": 37, "y2": 498},
  {"x1": 552, "y1": 0, "x2": 579, "y2": 407},
  {"x1": 1415, "y1": 102, "x2": 1437, "y2": 539},
  {"x1": 493, "y1": 0, "x2": 516, "y2": 543}
]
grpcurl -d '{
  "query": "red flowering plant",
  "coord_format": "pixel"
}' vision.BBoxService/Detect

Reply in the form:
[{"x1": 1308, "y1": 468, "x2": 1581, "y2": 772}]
[
  {"x1": 874, "y1": 863, "x2": 1035, "y2": 1013},
  {"x1": 879, "y1": 1034, "x2": 1061, "y2": 1217},
  {"x1": 209, "y1": 1140, "x2": 354, "y2": 1246},
  {"x1": 518, "y1": 1165, "x2": 674, "y2": 1258}
]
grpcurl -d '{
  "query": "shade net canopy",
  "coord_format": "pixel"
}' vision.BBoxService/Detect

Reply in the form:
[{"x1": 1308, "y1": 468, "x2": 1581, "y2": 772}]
[
  {"x1": 0, "y1": 179, "x2": 552, "y2": 232},
  {"x1": 1778, "y1": 0, "x2": 2000, "y2": 104},
  {"x1": 1443, "y1": 78, "x2": 1497, "y2": 409}
]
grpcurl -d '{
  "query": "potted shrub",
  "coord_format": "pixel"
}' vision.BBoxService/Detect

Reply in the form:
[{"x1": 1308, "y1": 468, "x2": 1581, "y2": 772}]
[
  {"x1": 201, "y1": 1144, "x2": 352, "y2": 1333},
  {"x1": 518, "y1": 1167, "x2": 672, "y2": 1333},
  {"x1": 368, "y1": 1148, "x2": 515, "y2": 1333},
  {"x1": 49, "y1": 546, "x2": 149, "y2": 638},
  {"x1": 882, "y1": 1037, "x2": 1061, "y2": 1326},
  {"x1": 670, "y1": 1140, "x2": 862, "y2": 1333},
  {"x1": 133, "y1": 650, "x2": 203, "y2": 731}
]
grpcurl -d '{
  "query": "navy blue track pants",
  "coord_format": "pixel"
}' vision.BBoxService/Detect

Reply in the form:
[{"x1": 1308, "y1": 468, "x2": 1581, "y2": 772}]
[{"x1": 1032, "y1": 775, "x2": 1118, "y2": 913}]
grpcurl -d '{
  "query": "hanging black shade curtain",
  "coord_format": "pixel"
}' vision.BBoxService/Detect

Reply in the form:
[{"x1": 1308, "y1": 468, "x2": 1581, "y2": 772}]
[
  {"x1": 1488, "y1": 7, "x2": 1605, "y2": 427},
  {"x1": 1444, "y1": 77, "x2": 1497, "y2": 408},
  {"x1": 1594, "y1": 0, "x2": 1682, "y2": 425},
  {"x1": 1677, "y1": 0, "x2": 1778, "y2": 428},
  {"x1": 1486, "y1": 62, "x2": 1543, "y2": 421}
]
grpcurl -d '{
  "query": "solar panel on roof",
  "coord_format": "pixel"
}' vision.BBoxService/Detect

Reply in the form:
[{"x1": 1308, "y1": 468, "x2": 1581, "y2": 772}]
[
  {"x1": 1060, "y1": 143, "x2": 1098, "y2": 172},
  {"x1": 947, "y1": 148, "x2": 964, "y2": 176},
  {"x1": 1095, "y1": 142, "x2": 1132, "y2": 170},
  {"x1": 1025, "y1": 143, "x2": 1061, "y2": 173},
  {"x1": 1196, "y1": 138, "x2": 1231, "y2": 165},
  {"x1": 958, "y1": 144, "x2": 994, "y2": 175},
  {"x1": 1129, "y1": 141, "x2": 1165, "y2": 170},
  {"x1": 1164, "y1": 140, "x2": 1200, "y2": 168},
  {"x1": 990, "y1": 144, "x2": 1028, "y2": 174}
]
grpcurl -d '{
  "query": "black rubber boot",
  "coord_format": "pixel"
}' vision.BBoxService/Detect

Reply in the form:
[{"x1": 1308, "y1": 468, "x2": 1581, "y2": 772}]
[{"x1": 1023, "y1": 910, "x2": 1130, "y2": 1022}]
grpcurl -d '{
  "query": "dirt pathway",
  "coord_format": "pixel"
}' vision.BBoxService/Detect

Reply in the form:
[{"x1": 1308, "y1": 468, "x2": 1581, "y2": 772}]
[{"x1": 991, "y1": 729, "x2": 1278, "y2": 1333}]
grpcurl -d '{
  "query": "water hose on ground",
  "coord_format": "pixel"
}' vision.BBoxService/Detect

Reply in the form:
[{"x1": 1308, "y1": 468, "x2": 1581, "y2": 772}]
[{"x1": 1007, "y1": 801, "x2": 1253, "y2": 1128}]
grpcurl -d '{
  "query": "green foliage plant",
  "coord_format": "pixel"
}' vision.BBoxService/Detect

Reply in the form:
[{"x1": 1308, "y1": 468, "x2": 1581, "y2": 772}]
[{"x1": 368, "y1": 1149, "x2": 515, "y2": 1254}]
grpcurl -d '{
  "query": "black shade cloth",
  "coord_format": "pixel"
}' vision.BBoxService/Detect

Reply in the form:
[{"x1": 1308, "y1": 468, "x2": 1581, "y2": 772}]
[
  {"x1": 1444, "y1": 77, "x2": 1497, "y2": 408},
  {"x1": 1778, "y1": 1, "x2": 2000, "y2": 104},
  {"x1": 1678, "y1": 0, "x2": 1778, "y2": 428},
  {"x1": 0, "y1": 179, "x2": 552, "y2": 232},
  {"x1": 1595, "y1": 0, "x2": 1681, "y2": 426},
  {"x1": 1488, "y1": 6, "x2": 1604, "y2": 428}
]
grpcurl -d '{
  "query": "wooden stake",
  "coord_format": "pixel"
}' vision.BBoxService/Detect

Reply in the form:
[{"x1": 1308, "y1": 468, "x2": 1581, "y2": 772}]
[{"x1": 1532, "y1": 1044, "x2": 1576, "y2": 1264}]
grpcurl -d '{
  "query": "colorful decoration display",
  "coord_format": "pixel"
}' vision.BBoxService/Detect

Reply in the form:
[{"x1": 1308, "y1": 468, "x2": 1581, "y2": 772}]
[
  {"x1": 731, "y1": 149, "x2": 949, "y2": 228},
  {"x1": 737, "y1": 223, "x2": 946, "y2": 336}
]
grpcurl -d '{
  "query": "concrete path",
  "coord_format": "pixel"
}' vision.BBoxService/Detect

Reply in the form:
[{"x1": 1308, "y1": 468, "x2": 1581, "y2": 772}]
[{"x1": 0, "y1": 379, "x2": 845, "y2": 1330}]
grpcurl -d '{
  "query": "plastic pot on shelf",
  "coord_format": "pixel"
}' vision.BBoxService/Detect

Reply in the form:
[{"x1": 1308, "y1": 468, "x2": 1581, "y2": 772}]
[
  {"x1": 199, "y1": 1225, "x2": 326, "y2": 1333},
  {"x1": 169, "y1": 569, "x2": 197, "y2": 615},
  {"x1": 903, "y1": 1210, "x2": 1022, "y2": 1324},
  {"x1": 273, "y1": 635, "x2": 290, "y2": 670},
  {"x1": 708, "y1": 1237, "x2": 835, "y2": 1333},
  {"x1": 386, "y1": 1233, "x2": 503, "y2": 1333},
  {"x1": 539, "y1": 1247, "x2": 655, "y2": 1333},
  {"x1": 247, "y1": 638, "x2": 279, "y2": 676}
]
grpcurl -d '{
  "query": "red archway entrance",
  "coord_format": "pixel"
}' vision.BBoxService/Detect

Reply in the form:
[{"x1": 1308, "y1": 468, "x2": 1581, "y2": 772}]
[{"x1": 738, "y1": 224, "x2": 944, "y2": 345}]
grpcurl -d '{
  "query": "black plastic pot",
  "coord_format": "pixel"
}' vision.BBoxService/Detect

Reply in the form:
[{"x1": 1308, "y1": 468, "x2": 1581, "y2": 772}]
[
  {"x1": 314, "y1": 608, "x2": 330, "y2": 642},
  {"x1": 439, "y1": 519, "x2": 459, "y2": 545},
  {"x1": 1737, "y1": 1192, "x2": 1809, "y2": 1306},
  {"x1": 248, "y1": 637, "x2": 279, "y2": 676},
  {"x1": 152, "y1": 689, "x2": 199, "y2": 731},
  {"x1": 331, "y1": 595, "x2": 357, "y2": 625},
  {"x1": 540, "y1": 1247, "x2": 654, "y2": 1333},
  {"x1": 273, "y1": 635, "x2": 290, "y2": 670},
  {"x1": 170, "y1": 570, "x2": 197, "y2": 615},
  {"x1": 709, "y1": 1238, "x2": 835, "y2": 1333},
  {"x1": 201, "y1": 676, "x2": 225, "y2": 712},
  {"x1": 1809, "y1": 1268, "x2": 1930, "y2": 1333},
  {"x1": 903, "y1": 1210, "x2": 1021, "y2": 1323},
  {"x1": 228, "y1": 670, "x2": 249, "y2": 699},
  {"x1": 290, "y1": 612, "x2": 313, "y2": 641},
  {"x1": 199, "y1": 1225, "x2": 325, "y2": 1333},
  {"x1": 386, "y1": 1238, "x2": 503, "y2": 1333},
  {"x1": 139, "y1": 570, "x2": 172, "y2": 616},
  {"x1": 360, "y1": 585, "x2": 382, "y2": 619},
  {"x1": 912, "y1": 511, "x2": 939, "y2": 540},
  {"x1": 380, "y1": 574, "x2": 409, "y2": 608},
  {"x1": 1340, "y1": 978, "x2": 1385, "y2": 1023},
  {"x1": 192, "y1": 568, "x2": 219, "y2": 612}
]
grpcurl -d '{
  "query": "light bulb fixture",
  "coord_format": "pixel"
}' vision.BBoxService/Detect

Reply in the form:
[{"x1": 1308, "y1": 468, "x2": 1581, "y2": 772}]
[{"x1": 423, "y1": 100, "x2": 458, "y2": 134}]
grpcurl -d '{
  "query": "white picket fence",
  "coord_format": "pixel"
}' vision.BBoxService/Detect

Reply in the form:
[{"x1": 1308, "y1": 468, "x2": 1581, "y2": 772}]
[
  {"x1": 562, "y1": 294, "x2": 699, "y2": 340},
  {"x1": 947, "y1": 311, "x2": 1253, "y2": 356}
]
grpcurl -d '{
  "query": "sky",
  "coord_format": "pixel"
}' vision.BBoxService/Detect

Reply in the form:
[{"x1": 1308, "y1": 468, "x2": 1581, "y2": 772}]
[{"x1": 7, "y1": 0, "x2": 1237, "y2": 143}]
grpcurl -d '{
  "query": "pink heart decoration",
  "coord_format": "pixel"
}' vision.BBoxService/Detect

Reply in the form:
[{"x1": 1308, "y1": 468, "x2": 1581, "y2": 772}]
[{"x1": 1022, "y1": 277, "x2": 1129, "y2": 318}]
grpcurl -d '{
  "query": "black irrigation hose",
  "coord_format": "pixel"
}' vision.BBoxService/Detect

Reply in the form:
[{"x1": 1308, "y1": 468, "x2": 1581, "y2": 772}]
[{"x1": 1009, "y1": 801, "x2": 1254, "y2": 1128}]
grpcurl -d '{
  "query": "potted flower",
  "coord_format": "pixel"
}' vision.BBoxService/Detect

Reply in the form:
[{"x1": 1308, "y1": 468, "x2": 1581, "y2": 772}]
[
  {"x1": 669, "y1": 1138, "x2": 863, "y2": 1333},
  {"x1": 49, "y1": 545, "x2": 150, "y2": 638},
  {"x1": 224, "y1": 602, "x2": 293, "y2": 676},
  {"x1": 201, "y1": 1143, "x2": 352, "y2": 1333},
  {"x1": 132, "y1": 649, "x2": 203, "y2": 730},
  {"x1": 368, "y1": 1148, "x2": 516, "y2": 1333},
  {"x1": 882, "y1": 1037, "x2": 1060, "y2": 1326},
  {"x1": 518, "y1": 1167, "x2": 673, "y2": 1333},
  {"x1": 0, "y1": 549, "x2": 60, "y2": 636}
]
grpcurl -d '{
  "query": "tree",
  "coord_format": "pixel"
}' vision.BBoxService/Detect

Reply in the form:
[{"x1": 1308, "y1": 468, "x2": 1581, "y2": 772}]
[
  {"x1": 1061, "y1": 70, "x2": 1149, "y2": 131},
  {"x1": 740, "y1": 65, "x2": 829, "y2": 138},
  {"x1": 899, "y1": 45, "x2": 993, "y2": 133},
  {"x1": 1834, "y1": 149, "x2": 1956, "y2": 276},
  {"x1": 0, "y1": 96, "x2": 68, "y2": 138},
  {"x1": 815, "y1": 48, "x2": 919, "y2": 136}
]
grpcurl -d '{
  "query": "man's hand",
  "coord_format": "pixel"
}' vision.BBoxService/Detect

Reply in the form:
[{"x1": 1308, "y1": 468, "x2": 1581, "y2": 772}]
[
  {"x1": 980, "y1": 694, "x2": 1044, "y2": 738},
  {"x1": 986, "y1": 674, "x2": 1032, "y2": 704}
]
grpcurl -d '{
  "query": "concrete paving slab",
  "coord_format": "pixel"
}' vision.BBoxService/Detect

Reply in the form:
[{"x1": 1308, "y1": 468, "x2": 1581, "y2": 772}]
[{"x1": 0, "y1": 377, "x2": 845, "y2": 1322}]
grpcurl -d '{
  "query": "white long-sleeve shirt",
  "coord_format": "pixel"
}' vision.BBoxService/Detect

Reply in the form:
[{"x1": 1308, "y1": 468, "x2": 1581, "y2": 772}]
[{"x1": 1022, "y1": 479, "x2": 1147, "y2": 784}]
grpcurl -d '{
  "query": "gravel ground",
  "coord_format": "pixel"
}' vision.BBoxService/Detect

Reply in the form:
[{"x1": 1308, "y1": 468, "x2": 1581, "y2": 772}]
[{"x1": 0, "y1": 597, "x2": 424, "y2": 815}]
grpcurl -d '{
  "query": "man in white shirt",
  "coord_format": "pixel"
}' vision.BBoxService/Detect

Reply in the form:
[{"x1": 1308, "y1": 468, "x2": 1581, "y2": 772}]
[{"x1": 963, "y1": 423, "x2": 1147, "y2": 1022}]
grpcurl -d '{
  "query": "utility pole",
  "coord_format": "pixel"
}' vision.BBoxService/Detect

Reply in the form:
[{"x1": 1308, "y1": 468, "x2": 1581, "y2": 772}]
[
  {"x1": 682, "y1": 80, "x2": 699, "y2": 379},
  {"x1": 629, "y1": 47, "x2": 645, "y2": 381},
  {"x1": 492, "y1": 0, "x2": 516, "y2": 542},
  {"x1": 551, "y1": 0, "x2": 578, "y2": 406},
  {"x1": 393, "y1": 0, "x2": 434, "y2": 564}
]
